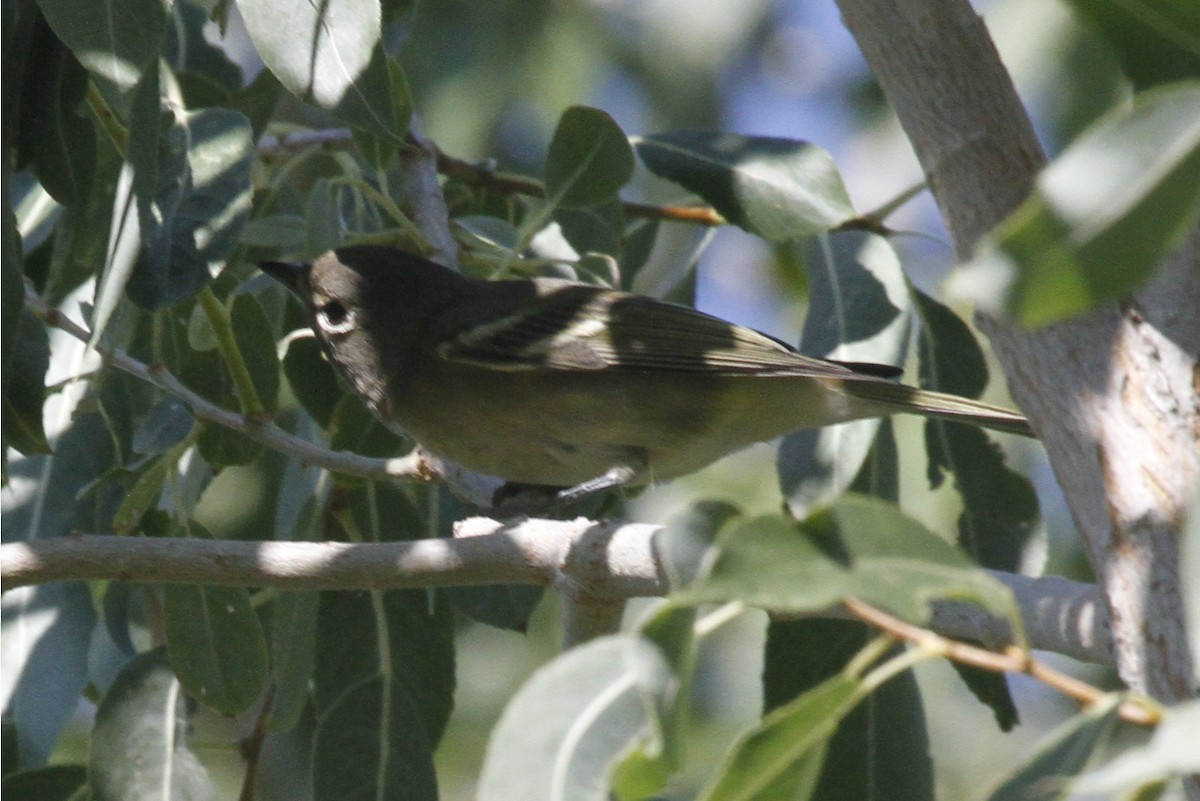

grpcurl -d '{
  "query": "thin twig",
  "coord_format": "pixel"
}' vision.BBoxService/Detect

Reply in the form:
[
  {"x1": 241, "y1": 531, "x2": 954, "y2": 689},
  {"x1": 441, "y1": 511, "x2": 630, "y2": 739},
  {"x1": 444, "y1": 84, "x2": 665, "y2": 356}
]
[
  {"x1": 843, "y1": 597, "x2": 1161, "y2": 727},
  {"x1": 23, "y1": 285, "x2": 444, "y2": 489}
]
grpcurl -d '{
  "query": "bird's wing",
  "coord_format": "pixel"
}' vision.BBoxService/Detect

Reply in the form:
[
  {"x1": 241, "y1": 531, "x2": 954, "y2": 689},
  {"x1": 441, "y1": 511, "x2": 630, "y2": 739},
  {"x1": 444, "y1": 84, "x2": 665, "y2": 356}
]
[{"x1": 440, "y1": 283, "x2": 879, "y2": 379}]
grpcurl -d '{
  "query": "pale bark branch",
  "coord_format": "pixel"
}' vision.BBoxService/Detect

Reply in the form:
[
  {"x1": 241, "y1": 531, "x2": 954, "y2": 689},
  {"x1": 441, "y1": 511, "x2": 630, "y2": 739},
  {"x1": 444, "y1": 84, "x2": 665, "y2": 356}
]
[{"x1": 0, "y1": 526, "x2": 1112, "y2": 665}]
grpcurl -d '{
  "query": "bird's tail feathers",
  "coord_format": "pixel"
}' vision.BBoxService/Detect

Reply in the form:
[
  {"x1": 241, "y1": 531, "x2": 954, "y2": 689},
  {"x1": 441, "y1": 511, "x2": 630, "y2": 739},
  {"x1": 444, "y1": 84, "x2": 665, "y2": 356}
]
[{"x1": 844, "y1": 380, "x2": 1034, "y2": 438}]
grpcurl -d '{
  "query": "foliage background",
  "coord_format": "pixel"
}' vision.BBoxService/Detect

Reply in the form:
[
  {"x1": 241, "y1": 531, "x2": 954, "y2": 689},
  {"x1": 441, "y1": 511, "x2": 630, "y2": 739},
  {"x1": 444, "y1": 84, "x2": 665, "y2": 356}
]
[{"x1": 2, "y1": 0, "x2": 1198, "y2": 799}]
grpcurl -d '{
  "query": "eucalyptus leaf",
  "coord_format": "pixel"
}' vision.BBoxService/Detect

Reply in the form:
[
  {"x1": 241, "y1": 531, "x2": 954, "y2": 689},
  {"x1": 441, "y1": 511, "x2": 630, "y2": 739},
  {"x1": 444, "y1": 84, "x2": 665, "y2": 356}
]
[
  {"x1": 983, "y1": 697, "x2": 1120, "y2": 801},
  {"x1": 304, "y1": 178, "x2": 342, "y2": 258},
  {"x1": 38, "y1": 0, "x2": 167, "y2": 92},
  {"x1": 635, "y1": 131, "x2": 856, "y2": 240},
  {"x1": 914, "y1": 289, "x2": 1039, "y2": 572},
  {"x1": 958, "y1": 82, "x2": 1200, "y2": 326},
  {"x1": 2, "y1": 193, "x2": 23, "y2": 379},
  {"x1": 545, "y1": 106, "x2": 634, "y2": 209},
  {"x1": 132, "y1": 397, "x2": 194, "y2": 455},
  {"x1": 282, "y1": 335, "x2": 342, "y2": 430},
  {"x1": 2, "y1": 308, "x2": 50, "y2": 456},
  {"x1": 0, "y1": 582, "x2": 96, "y2": 767},
  {"x1": 90, "y1": 648, "x2": 218, "y2": 801},
  {"x1": 312, "y1": 676, "x2": 438, "y2": 801},
  {"x1": 267, "y1": 590, "x2": 318, "y2": 733},
  {"x1": 16, "y1": 15, "x2": 94, "y2": 206},
  {"x1": 126, "y1": 103, "x2": 255, "y2": 310},
  {"x1": 230, "y1": 293, "x2": 281, "y2": 415},
  {"x1": 762, "y1": 619, "x2": 933, "y2": 801},
  {"x1": 0, "y1": 764, "x2": 88, "y2": 801},
  {"x1": 555, "y1": 198, "x2": 625, "y2": 259},
  {"x1": 778, "y1": 232, "x2": 910, "y2": 516},
  {"x1": 1062, "y1": 0, "x2": 1200, "y2": 88},
  {"x1": 680, "y1": 495, "x2": 1021, "y2": 631},
  {"x1": 1076, "y1": 700, "x2": 1200, "y2": 793},
  {"x1": 698, "y1": 674, "x2": 862, "y2": 801},
  {"x1": 238, "y1": 0, "x2": 404, "y2": 140},
  {"x1": 111, "y1": 455, "x2": 170, "y2": 535},
  {"x1": 240, "y1": 214, "x2": 308, "y2": 250},
  {"x1": 478, "y1": 634, "x2": 674, "y2": 801},
  {"x1": 164, "y1": 566, "x2": 268, "y2": 715},
  {"x1": 314, "y1": 589, "x2": 455, "y2": 745}
]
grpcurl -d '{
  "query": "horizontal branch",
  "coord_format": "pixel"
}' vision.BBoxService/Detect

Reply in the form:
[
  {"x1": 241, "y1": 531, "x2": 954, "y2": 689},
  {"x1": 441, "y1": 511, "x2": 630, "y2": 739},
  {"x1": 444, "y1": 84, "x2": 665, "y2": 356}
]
[{"x1": 1, "y1": 521, "x2": 1112, "y2": 665}]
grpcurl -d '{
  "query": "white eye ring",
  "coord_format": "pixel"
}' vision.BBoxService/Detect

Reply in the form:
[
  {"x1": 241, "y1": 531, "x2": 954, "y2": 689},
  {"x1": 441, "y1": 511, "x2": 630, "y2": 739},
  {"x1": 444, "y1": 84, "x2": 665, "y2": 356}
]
[{"x1": 316, "y1": 300, "x2": 356, "y2": 336}]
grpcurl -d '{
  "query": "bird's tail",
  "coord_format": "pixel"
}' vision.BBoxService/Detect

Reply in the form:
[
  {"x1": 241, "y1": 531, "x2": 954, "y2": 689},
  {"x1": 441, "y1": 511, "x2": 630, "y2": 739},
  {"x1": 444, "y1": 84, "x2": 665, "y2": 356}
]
[{"x1": 843, "y1": 380, "x2": 1034, "y2": 438}]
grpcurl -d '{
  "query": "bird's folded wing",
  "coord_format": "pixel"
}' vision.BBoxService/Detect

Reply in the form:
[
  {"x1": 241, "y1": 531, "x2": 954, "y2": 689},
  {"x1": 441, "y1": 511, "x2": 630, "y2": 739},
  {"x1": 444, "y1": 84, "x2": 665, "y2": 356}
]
[{"x1": 440, "y1": 287, "x2": 871, "y2": 378}]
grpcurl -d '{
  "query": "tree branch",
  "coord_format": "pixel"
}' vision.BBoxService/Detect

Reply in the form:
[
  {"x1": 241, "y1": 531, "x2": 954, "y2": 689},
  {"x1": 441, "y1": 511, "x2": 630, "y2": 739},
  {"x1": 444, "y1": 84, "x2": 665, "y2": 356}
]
[
  {"x1": 845, "y1": 598, "x2": 1158, "y2": 727},
  {"x1": 1, "y1": 525, "x2": 1113, "y2": 666}
]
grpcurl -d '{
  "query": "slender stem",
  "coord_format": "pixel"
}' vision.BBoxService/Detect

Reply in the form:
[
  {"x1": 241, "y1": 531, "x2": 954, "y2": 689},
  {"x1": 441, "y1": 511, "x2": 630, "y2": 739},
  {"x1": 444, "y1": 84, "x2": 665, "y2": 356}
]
[
  {"x1": 86, "y1": 82, "x2": 129, "y2": 157},
  {"x1": 197, "y1": 287, "x2": 265, "y2": 418},
  {"x1": 843, "y1": 597, "x2": 1161, "y2": 727}
]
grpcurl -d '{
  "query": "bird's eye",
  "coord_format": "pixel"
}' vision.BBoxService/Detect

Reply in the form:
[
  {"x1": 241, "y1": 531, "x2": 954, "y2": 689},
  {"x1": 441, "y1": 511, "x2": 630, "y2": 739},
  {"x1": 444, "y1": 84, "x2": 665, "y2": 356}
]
[{"x1": 317, "y1": 300, "x2": 355, "y2": 335}]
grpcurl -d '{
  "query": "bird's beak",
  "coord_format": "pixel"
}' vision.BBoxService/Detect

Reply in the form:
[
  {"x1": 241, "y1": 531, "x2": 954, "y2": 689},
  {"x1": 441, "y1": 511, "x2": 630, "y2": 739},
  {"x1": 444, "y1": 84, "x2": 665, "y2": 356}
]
[{"x1": 259, "y1": 261, "x2": 309, "y2": 297}]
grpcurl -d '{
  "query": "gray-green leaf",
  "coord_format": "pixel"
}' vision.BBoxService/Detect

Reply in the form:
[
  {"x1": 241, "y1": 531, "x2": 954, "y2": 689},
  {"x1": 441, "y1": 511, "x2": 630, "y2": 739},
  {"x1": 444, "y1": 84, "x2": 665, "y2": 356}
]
[{"x1": 635, "y1": 131, "x2": 856, "y2": 240}]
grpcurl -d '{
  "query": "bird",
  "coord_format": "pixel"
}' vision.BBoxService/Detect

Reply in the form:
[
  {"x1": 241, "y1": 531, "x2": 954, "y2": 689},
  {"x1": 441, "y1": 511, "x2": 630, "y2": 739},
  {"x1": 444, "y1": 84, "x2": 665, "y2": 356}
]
[{"x1": 261, "y1": 245, "x2": 1031, "y2": 501}]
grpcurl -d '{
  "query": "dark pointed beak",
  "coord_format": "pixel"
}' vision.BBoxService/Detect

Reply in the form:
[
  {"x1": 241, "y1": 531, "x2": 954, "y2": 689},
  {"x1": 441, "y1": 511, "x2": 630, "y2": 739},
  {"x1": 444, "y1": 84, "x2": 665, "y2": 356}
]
[{"x1": 259, "y1": 261, "x2": 308, "y2": 297}]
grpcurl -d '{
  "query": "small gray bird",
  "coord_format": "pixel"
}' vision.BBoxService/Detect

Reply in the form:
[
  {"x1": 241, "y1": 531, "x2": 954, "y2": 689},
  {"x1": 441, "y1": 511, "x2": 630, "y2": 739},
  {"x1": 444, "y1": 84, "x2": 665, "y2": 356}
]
[{"x1": 262, "y1": 245, "x2": 1031, "y2": 499}]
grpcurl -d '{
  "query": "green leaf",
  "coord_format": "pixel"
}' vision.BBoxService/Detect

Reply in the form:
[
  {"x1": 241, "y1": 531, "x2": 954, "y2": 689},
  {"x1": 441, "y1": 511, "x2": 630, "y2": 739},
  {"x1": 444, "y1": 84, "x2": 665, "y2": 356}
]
[
  {"x1": 611, "y1": 604, "x2": 697, "y2": 798},
  {"x1": 312, "y1": 676, "x2": 438, "y2": 801},
  {"x1": 44, "y1": 136, "x2": 121, "y2": 304},
  {"x1": 2, "y1": 187, "x2": 24, "y2": 379},
  {"x1": 126, "y1": 103, "x2": 255, "y2": 310},
  {"x1": 16, "y1": 15, "x2": 95, "y2": 206},
  {"x1": 282, "y1": 335, "x2": 343, "y2": 429},
  {"x1": 914, "y1": 289, "x2": 1039, "y2": 573},
  {"x1": 1077, "y1": 700, "x2": 1200, "y2": 793},
  {"x1": 984, "y1": 697, "x2": 1120, "y2": 801},
  {"x1": 698, "y1": 674, "x2": 862, "y2": 801},
  {"x1": 132, "y1": 397, "x2": 194, "y2": 455},
  {"x1": 948, "y1": 660, "x2": 1019, "y2": 732},
  {"x1": 545, "y1": 106, "x2": 635, "y2": 209},
  {"x1": 90, "y1": 648, "x2": 218, "y2": 801},
  {"x1": 0, "y1": 582, "x2": 96, "y2": 767},
  {"x1": 1063, "y1": 0, "x2": 1200, "y2": 88},
  {"x1": 303, "y1": 178, "x2": 342, "y2": 258},
  {"x1": 680, "y1": 495, "x2": 1021, "y2": 630},
  {"x1": 1, "y1": 764, "x2": 88, "y2": 801},
  {"x1": 165, "y1": 1, "x2": 244, "y2": 99},
  {"x1": 959, "y1": 82, "x2": 1200, "y2": 326},
  {"x1": 267, "y1": 590, "x2": 318, "y2": 732},
  {"x1": 237, "y1": 0, "x2": 405, "y2": 141},
  {"x1": 478, "y1": 634, "x2": 674, "y2": 801},
  {"x1": 229, "y1": 293, "x2": 281, "y2": 415},
  {"x1": 111, "y1": 455, "x2": 170, "y2": 534},
  {"x1": 444, "y1": 583, "x2": 544, "y2": 632},
  {"x1": 164, "y1": 545, "x2": 269, "y2": 715},
  {"x1": 847, "y1": 418, "x2": 898, "y2": 502},
  {"x1": 762, "y1": 619, "x2": 933, "y2": 801},
  {"x1": 314, "y1": 589, "x2": 455, "y2": 745},
  {"x1": 37, "y1": 0, "x2": 167, "y2": 92},
  {"x1": 240, "y1": 214, "x2": 308, "y2": 251},
  {"x1": 635, "y1": 131, "x2": 856, "y2": 240},
  {"x1": 554, "y1": 198, "x2": 625, "y2": 258},
  {"x1": 778, "y1": 232, "x2": 911, "y2": 516},
  {"x1": 2, "y1": 308, "x2": 51, "y2": 456},
  {"x1": 328, "y1": 394, "x2": 406, "y2": 458},
  {"x1": 350, "y1": 56, "x2": 414, "y2": 169}
]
